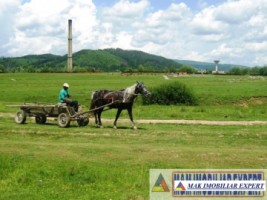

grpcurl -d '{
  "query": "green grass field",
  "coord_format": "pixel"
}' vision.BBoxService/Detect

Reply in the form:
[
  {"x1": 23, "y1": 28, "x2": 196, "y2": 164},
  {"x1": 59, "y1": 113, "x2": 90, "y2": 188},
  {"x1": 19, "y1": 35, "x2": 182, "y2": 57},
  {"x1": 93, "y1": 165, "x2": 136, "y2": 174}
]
[
  {"x1": 1, "y1": 73, "x2": 267, "y2": 120},
  {"x1": 0, "y1": 73, "x2": 267, "y2": 199}
]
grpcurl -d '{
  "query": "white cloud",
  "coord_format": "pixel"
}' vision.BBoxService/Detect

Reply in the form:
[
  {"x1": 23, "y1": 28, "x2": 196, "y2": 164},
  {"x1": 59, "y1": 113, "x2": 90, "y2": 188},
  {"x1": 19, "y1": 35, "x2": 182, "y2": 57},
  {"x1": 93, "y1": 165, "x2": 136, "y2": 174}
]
[
  {"x1": 102, "y1": 0, "x2": 149, "y2": 22},
  {"x1": 197, "y1": 0, "x2": 208, "y2": 9},
  {"x1": 254, "y1": 55, "x2": 267, "y2": 66},
  {"x1": 4, "y1": 0, "x2": 97, "y2": 56},
  {"x1": 131, "y1": 3, "x2": 192, "y2": 53},
  {"x1": 1, "y1": 0, "x2": 267, "y2": 66},
  {"x1": 244, "y1": 41, "x2": 267, "y2": 53},
  {"x1": 161, "y1": 3, "x2": 191, "y2": 21},
  {"x1": 0, "y1": 0, "x2": 21, "y2": 54},
  {"x1": 248, "y1": 13, "x2": 266, "y2": 28},
  {"x1": 190, "y1": 7, "x2": 228, "y2": 36},
  {"x1": 214, "y1": 0, "x2": 257, "y2": 24},
  {"x1": 210, "y1": 44, "x2": 241, "y2": 58},
  {"x1": 188, "y1": 0, "x2": 267, "y2": 66},
  {"x1": 83, "y1": 0, "x2": 151, "y2": 50}
]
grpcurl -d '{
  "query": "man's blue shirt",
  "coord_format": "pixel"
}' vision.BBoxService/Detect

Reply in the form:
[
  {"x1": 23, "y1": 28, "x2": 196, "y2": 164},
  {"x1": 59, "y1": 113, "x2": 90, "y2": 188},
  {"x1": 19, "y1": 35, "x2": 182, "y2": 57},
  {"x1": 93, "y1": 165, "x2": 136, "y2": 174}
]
[{"x1": 59, "y1": 88, "x2": 69, "y2": 103}]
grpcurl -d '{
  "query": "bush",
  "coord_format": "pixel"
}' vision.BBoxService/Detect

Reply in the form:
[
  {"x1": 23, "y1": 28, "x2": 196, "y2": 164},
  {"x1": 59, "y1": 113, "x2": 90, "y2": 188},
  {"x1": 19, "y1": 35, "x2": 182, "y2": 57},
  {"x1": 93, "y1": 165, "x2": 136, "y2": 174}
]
[
  {"x1": 0, "y1": 64, "x2": 6, "y2": 73},
  {"x1": 142, "y1": 81, "x2": 197, "y2": 105},
  {"x1": 178, "y1": 65, "x2": 197, "y2": 74}
]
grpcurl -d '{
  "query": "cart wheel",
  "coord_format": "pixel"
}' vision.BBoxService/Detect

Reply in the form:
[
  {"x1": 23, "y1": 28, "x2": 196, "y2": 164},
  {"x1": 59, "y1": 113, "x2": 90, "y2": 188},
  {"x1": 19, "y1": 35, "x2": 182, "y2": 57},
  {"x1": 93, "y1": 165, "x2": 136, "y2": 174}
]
[
  {"x1": 58, "y1": 113, "x2": 70, "y2": 128},
  {"x1": 15, "y1": 110, "x2": 27, "y2": 124},
  {"x1": 77, "y1": 117, "x2": 89, "y2": 127},
  {"x1": 35, "y1": 114, "x2": 47, "y2": 124}
]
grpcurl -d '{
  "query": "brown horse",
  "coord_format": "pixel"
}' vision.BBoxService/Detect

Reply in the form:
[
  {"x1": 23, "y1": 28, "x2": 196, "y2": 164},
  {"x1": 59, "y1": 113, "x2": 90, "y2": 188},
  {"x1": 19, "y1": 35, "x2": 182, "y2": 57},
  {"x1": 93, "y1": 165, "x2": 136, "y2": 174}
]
[{"x1": 90, "y1": 81, "x2": 150, "y2": 129}]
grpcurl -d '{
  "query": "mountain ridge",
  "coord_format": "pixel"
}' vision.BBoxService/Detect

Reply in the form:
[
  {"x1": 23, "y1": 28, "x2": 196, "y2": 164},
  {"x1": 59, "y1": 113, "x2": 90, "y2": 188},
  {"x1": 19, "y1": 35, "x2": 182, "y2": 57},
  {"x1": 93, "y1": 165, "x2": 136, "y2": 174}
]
[{"x1": 0, "y1": 48, "x2": 247, "y2": 72}]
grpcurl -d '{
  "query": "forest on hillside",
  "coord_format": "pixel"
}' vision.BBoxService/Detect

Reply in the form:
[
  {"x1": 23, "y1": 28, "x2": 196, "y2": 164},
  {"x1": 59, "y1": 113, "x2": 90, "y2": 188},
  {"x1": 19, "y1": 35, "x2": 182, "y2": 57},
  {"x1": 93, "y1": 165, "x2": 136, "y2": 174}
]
[
  {"x1": 1, "y1": 48, "x2": 266, "y2": 75},
  {"x1": 0, "y1": 48, "x2": 182, "y2": 73}
]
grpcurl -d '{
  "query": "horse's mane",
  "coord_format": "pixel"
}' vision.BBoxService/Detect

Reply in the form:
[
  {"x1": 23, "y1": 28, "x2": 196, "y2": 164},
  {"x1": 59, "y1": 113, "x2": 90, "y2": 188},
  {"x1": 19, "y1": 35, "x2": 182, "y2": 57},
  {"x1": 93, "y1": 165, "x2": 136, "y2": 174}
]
[
  {"x1": 123, "y1": 84, "x2": 137, "y2": 102},
  {"x1": 125, "y1": 84, "x2": 137, "y2": 94}
]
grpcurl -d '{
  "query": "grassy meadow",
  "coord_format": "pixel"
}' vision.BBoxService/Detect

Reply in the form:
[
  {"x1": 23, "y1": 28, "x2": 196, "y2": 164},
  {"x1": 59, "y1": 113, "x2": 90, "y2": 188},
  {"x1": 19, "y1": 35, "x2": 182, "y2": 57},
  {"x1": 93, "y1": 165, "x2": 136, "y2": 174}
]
[
  {"x1": 1, "y1": 73, "x2": 267, "y2": 120},
  {"x1": 0, "y1": 73, "x2": 267, "y2": 199}
]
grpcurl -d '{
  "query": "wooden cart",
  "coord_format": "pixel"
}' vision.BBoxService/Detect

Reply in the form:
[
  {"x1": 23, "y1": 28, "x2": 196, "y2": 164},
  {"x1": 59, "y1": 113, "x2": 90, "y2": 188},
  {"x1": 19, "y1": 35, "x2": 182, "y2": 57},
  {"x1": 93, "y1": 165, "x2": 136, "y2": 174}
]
[{"x1": 11, "y1": 103, "x2": 89, "y2": 128}]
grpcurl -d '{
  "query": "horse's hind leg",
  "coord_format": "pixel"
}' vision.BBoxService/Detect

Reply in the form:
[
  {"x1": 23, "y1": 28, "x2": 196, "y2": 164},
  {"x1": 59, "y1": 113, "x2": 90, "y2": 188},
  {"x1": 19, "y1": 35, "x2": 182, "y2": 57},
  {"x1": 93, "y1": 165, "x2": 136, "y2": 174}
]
[
  {"x1": 96, "y1": 109, "x2": 103, "y2": 128},
  {"x1": 94, "y1": 111, "x2": 98, "y2": 125}
]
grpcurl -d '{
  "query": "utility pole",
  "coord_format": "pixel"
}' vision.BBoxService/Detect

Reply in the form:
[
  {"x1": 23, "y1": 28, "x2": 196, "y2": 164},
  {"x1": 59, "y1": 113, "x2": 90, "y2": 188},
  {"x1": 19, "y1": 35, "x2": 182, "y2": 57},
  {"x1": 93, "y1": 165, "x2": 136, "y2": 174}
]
[{"x1": 67, "y1": 19, "x2": 73, "y2": 72}]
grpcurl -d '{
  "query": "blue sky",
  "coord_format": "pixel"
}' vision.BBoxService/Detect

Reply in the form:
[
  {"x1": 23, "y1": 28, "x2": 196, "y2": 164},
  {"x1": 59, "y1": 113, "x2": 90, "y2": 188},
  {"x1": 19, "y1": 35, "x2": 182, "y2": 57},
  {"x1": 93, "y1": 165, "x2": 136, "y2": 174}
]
[
  {"x1": 93, "y1": 0, "x2": 226, "y2": 11},
  {"x1": 1, "y1": 0, "x2": 267, "y2": 66}
]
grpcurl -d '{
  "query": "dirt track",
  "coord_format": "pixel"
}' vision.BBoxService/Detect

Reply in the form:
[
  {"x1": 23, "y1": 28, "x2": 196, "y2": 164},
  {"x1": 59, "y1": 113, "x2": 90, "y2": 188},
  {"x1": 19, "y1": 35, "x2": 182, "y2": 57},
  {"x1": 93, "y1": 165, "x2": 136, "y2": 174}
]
[
  {"x1": 2, "y1": 112, "x2": 267, "y2": 126},
  {"x1": 103, "y1": 119, "x2": 267, "y2": 126}
]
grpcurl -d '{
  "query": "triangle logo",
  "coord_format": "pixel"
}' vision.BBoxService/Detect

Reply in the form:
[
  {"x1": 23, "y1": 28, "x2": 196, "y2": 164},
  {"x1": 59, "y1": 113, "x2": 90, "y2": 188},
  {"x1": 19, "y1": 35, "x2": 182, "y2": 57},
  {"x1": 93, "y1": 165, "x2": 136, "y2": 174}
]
[
  {"x1": 175, "y1": 181, "x2": 186, "y2": 191},
  {"x1": 152, "y1": 173, "x2": 170, "y2": 192}
]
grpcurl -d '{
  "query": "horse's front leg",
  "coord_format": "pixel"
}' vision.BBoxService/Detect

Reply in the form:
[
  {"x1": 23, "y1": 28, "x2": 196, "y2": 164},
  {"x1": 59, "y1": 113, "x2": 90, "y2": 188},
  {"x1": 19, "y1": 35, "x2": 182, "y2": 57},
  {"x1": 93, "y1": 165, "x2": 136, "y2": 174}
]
[
  {"x1": 127, "y1": 106, "x2": 137, "y2": 129},
  {"x1": 113, "y1": 108, "x2": 122, "y2": 129},
  {"x1": 97, "y1": 109, "x2": 104, "y2": 128},
  {"x1": 94, "y1": 111, "x2": 98, "y2": 125}
]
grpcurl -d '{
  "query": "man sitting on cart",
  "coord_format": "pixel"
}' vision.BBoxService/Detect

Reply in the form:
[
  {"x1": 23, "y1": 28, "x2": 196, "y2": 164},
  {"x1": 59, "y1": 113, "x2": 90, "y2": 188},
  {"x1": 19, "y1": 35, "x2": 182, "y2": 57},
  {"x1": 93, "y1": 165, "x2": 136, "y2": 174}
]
[{"x1": 58, "y1": 83, "x2": 79, "y2": 112}]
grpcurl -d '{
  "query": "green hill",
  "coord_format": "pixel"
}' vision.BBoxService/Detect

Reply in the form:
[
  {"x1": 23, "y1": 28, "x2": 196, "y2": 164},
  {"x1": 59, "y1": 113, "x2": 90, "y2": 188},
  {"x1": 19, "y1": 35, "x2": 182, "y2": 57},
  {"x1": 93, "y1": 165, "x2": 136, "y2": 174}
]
[
  {"x1": 0, "y1": 54, "x2": 63, "y2": 67},
  {"x1": 0, "y1": 48, "x2": 182, "y2": 72},
  {"x1": 105, "y1": 48, "x2": 180, "y2": 70}
]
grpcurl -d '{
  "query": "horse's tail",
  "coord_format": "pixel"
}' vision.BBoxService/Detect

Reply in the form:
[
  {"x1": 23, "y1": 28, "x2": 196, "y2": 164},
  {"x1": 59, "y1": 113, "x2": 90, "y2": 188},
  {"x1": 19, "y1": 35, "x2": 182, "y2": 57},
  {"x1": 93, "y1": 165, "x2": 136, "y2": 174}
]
[
  {"x1": 89, "y1": 91, "x2": 97, "y2": 112},
  {"x1": 89, "y1": 89, "x2": 111, "y2": 113},
  {"x1": 91, "y1": 91, "x2": 96, "y2": 100}
]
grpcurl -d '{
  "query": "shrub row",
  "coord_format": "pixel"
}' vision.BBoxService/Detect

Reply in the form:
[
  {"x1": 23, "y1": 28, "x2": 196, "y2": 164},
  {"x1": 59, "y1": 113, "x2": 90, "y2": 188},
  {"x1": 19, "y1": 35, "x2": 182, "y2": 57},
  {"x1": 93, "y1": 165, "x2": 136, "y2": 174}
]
[{"x1": 142, "y1": 81, "x2": 197, "y2": 105}]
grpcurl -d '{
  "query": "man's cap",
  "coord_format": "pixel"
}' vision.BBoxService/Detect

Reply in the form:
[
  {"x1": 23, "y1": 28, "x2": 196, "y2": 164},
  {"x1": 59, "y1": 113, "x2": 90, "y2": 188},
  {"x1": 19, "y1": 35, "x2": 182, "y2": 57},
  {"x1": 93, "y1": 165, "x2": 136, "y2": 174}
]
[{"x1": 63, "y1": 83, "x2": 69, "y2": 88}]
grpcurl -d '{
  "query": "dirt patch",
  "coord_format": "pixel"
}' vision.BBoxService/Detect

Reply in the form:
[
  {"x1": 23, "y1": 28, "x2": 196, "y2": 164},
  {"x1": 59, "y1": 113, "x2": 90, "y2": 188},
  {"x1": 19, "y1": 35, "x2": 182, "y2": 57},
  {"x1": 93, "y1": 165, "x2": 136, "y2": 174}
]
[
  {"x1": 102, "y1": 119, "x2": 267, "y2": 126},
  {"x1": 237, "y1": 96, "x2": 267, "y2": 107}
]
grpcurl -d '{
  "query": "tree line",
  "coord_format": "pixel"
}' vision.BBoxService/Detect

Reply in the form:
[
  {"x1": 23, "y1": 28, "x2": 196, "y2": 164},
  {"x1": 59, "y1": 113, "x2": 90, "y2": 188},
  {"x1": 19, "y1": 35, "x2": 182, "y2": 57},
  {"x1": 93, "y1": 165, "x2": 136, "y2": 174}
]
[
  {"x1": 1, "y1": 63, "x2": 267, "y2": 76},
  {"x1": 227, "y1": 66, "x2": 267, "y2": 76},
  {"x1": 0, "y1": 63, "x2": 196, "y2": 73}
]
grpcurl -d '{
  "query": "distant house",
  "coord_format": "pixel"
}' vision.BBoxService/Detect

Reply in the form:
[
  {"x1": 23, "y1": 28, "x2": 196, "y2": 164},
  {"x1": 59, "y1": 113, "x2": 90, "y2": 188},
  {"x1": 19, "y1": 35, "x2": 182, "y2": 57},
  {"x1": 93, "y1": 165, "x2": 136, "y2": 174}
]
[
  {"x1": 212, "y1": 70, "x2": 225, "y2": 74},
  {"x1": 177, "y1": 72, "x2": 188, "y2": 76},
  {"x1": 197, "y1": 69, "x2": 208, "y2": 74}
]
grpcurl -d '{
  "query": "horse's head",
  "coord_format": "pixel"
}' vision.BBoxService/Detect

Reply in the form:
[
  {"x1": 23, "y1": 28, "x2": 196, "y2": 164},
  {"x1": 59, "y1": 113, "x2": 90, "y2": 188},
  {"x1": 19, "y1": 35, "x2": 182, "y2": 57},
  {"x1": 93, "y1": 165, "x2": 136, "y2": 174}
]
[{"x1": 135, "y1": 81, "x2": 151, "y2": 97}]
